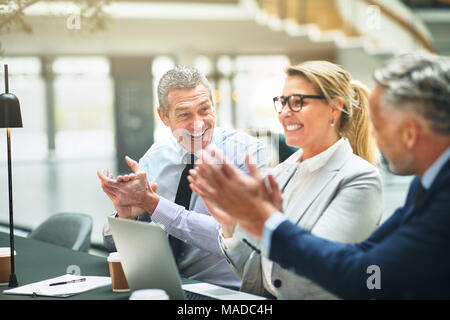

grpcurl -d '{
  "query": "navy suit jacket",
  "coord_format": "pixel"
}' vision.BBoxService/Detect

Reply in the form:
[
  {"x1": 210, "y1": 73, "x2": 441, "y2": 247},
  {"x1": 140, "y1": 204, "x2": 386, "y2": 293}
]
[{"x1": 270, "y1": 158, "x2": 450, "y2": 299}]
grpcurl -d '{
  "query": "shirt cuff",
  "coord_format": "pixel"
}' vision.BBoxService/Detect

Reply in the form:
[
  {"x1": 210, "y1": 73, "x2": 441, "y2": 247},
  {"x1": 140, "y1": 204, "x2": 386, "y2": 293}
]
[
  {"x1": 151, "y1": 196, "x2": 181, "y2": 230},
  {"x1": 261, "y1": 211, "x2": 286, "y2": 257}
]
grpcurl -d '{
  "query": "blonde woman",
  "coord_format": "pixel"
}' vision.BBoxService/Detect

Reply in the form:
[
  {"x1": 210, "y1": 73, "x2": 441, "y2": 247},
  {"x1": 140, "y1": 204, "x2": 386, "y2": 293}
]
[{"x1": 189, "y1": 61, "x2": 383, "y2": 299}]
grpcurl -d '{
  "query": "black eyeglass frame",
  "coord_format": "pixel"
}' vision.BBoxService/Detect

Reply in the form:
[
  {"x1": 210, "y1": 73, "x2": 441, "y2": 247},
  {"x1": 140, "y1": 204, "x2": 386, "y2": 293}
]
[{"x1": 273, "y1": 94, "x2": 326, "y2": 113}]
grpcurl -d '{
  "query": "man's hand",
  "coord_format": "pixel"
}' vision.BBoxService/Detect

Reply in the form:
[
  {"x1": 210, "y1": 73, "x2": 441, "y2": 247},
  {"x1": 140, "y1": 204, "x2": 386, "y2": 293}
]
[
  {"x1": 97, "y1": 169, "x2": 142, "y2": 219},
  {"x1": 97, "y1": 156, "x2": 161, "y2": 218},
  {"x1": 188, "y1": 147, "x2": 281, "y2": 238}
]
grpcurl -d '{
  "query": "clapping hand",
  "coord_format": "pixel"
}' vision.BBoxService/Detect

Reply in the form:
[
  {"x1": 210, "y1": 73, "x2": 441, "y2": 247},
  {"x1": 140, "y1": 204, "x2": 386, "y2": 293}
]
[
  {"x1": 188, "y1": 147, "x2": 282, "y2": 238},
  {"x1": 97, "y1": 156, "x2": 159, "y2": 219}
]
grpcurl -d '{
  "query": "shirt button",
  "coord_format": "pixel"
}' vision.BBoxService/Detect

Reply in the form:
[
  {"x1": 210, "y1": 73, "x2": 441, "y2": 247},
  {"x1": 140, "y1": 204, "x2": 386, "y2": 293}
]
[{"x1": 273, "y1": 279, "x2": 282, "y2": 288}]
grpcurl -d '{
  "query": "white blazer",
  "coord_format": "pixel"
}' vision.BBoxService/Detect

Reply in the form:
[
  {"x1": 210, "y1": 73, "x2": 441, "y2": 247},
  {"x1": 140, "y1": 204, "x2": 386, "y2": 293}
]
[{"x1": 221, "y1": 139, "x2": 383, "y2": 299}]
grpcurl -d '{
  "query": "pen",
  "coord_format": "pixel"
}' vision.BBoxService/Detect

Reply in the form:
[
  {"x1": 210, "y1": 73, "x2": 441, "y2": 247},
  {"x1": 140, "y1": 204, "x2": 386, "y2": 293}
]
[{"x1": 49, "y1": 278, "x2": 86, "y2": 286}]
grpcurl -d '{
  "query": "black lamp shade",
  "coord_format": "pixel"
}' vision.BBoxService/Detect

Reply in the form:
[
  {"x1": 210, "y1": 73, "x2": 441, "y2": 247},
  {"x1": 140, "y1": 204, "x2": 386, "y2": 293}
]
[{"x1": 0, "y1": 93, "x2": 23, "y2": 128}]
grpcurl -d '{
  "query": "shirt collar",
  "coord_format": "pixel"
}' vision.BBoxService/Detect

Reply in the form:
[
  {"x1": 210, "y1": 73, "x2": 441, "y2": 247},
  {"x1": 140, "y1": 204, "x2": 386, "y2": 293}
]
[
  {"x1": 297, "y1": 138, "x2": 345, "y2": 172},
  {"x1": 421, "y1": 145, "x2": 450, "y2": 189}
]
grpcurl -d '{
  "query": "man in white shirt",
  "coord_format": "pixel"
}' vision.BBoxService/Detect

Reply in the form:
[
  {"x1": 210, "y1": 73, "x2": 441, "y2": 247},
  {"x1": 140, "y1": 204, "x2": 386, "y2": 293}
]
[{"x1": 98, "y1": 66, "x2": 267, "y2": 289}]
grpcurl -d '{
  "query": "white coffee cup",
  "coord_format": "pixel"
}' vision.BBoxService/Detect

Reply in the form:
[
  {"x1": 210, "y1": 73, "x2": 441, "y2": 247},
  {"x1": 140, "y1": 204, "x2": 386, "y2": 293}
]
[{"x1": 0, "y1": 248, "x2": 16, "y2": 286}]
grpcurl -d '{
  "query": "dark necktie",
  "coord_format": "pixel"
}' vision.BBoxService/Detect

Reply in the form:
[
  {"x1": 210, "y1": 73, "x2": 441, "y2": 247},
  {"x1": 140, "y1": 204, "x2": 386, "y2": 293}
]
[
  {"x1": 414, "y1": 180, "x2": 426, "y2": 208},
  {"x1": 402, "y1": 179, "x2": 426, "y2": 224},
  {"x1": 169, "y1": 153, "x2": 195, "y2": 260}
]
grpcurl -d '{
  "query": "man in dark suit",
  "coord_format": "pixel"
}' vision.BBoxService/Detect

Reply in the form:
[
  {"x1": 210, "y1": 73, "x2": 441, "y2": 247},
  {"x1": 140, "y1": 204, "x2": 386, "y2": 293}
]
[{"x1": 189, "y1": 52, "x2": 450, "y2": 299}]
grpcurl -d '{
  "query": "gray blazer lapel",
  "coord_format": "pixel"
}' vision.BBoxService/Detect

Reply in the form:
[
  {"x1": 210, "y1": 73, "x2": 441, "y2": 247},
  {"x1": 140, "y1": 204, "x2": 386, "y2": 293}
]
[
  {"x1": 286, "y1": 140, "x2": 353, "y2": 225},
  {"x1": 276, "y1": 166, "x2": 298, "y2": 192},
  {"x1": 271, "y1": 151, "x2": 301, "y2": 192}
]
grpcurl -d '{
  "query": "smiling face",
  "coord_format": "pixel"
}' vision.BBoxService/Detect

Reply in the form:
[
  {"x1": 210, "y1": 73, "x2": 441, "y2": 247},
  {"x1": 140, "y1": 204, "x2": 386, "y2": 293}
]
[
  {"x1": 158, "y1": 84, "x2": 215, "y2": 153},
  {"x1": 278, "y1": 75, "x2": 341, "y2": 159}
]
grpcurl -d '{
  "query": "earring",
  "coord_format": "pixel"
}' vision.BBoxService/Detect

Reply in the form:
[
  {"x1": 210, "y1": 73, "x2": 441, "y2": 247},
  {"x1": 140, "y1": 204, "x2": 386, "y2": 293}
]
[{"x1": 330, "y1": 119, "x2": 335, "y2": 127}]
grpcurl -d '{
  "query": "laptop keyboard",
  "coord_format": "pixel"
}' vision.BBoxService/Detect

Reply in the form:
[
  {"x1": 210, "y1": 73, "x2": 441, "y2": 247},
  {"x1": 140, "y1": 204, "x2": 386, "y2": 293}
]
[{"x1": 183, "y1": 290, "x2": 217, "y2": 300}]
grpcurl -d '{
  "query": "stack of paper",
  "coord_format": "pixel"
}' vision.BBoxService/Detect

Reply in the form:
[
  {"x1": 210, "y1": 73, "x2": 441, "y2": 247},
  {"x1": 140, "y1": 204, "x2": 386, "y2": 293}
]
[{"x1": 3, "y1": 274, "x2": 111, "y2": 298}]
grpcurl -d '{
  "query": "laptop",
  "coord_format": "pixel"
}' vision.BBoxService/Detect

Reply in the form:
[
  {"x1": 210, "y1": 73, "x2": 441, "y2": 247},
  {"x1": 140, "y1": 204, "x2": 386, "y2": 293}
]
[{"x1": 108, "y1": 217, "x2": 267, "y2": 300}]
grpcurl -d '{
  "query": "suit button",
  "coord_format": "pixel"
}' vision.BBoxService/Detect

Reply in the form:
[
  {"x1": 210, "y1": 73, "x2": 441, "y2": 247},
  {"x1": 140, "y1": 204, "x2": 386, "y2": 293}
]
[{"x1": 273, "y1": 279, "x2": 282, "y2": 288}]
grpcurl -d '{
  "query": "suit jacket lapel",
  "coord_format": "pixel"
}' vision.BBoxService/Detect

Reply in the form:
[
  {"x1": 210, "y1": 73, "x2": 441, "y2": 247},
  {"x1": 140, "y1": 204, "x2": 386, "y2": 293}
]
[
  {"x1": 276, "y1": 166, "x2": 297, "y2": 192},
  {"x1": 271, "y1": 150, "x2": 301, "y2": 193},
  {"x1": 402, "y1": 157, "x2": 450, "y2": 224},
  {"x1": 286, "y1": 140, "x2": 353, "y2": 225}
]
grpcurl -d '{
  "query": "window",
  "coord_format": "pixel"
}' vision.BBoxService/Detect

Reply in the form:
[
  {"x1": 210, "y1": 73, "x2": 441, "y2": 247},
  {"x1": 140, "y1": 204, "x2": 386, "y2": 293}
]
[
  {"x1": 52, "y1": 57, "x2": 114, "y2": 159},
  {"x1": 152, "y1": 56, "x2": 175, "y2": 142},
  {"x1": 0, "y1": 57, "x2": 46, "y2": 161},
  {"x1": 233, "y1": 55, "x2": 288, "y2": 132}
]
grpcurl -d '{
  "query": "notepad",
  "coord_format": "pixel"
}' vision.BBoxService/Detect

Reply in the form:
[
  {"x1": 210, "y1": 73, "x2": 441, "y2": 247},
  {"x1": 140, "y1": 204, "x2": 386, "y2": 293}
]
[{"x1": 3, "y1": 274, "x2": 112, "y2": 298}]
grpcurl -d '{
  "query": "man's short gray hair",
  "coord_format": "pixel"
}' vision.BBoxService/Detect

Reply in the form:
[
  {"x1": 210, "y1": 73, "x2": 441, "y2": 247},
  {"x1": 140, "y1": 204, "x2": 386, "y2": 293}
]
[
  {"x1": 157, "y1": 65, "x2": 214, "y2": 116},
  {"x1": 373, "y1": 51, "x2": 450, "y2": 134}
]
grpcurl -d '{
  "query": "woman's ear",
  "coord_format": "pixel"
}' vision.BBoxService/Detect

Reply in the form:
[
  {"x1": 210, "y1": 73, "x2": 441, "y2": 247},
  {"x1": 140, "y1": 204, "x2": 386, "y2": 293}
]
[
  {"x1": 330, "y1": 97, "x2": 344, "y2": 121},
  {"x1": 332, "y1": 97, "x2": 344, "y2": 112}
]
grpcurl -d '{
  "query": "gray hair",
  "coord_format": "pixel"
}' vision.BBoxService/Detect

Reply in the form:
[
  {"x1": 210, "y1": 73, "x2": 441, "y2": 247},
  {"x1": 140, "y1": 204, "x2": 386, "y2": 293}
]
[
  {"x1": 157, "y1": 65, "x2": 214, "y2": 116},
  {"x1": 373, "y1": 51, "x2": 450, "y2": 134}
]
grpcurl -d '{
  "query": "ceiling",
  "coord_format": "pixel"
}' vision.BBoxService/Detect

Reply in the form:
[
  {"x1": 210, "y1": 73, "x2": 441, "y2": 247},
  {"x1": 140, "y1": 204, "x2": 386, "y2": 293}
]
[
  {"x1": 1, "y1": 1, "x2": 336, "y2": 61},
  {"x1": 119, "y1": 0, "x2": 239, "y2": 3}
]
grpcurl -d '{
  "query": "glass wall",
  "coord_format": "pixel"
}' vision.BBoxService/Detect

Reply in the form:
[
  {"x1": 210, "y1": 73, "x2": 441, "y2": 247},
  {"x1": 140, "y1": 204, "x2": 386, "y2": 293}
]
[
  {"x1": 0, "y1": 57, "x2": 47, "y2": 161},
  {"x1": 152, "y1": 56, "x2": 175, "y2": 142},
  {"x1": 52, "y1": 57, "x2": 114, "y2": 160},
  {"x1": 233, "y1": 55, "x2": 289, "y2": 133},
  {"x1": 0, "y1": 56, "x2": 116, "y2": 246}
]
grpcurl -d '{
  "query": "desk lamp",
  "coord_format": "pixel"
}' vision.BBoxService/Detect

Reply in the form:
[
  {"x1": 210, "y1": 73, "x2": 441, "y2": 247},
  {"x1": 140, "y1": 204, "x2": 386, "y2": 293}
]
[{"x1": 0, "y1": 64, "x2": 23, "y2": 288}]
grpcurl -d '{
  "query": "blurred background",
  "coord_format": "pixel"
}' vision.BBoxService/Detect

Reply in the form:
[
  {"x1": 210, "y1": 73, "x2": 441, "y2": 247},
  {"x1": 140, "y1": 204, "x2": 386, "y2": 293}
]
[{"x1": 0, "y1": 0, "x2": 449, "y2": 255}]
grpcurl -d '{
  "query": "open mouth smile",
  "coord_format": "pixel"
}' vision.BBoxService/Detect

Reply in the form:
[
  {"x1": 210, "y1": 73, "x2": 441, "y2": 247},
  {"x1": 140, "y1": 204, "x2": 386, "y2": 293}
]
[
  {"x1": 187, "y1": 128, "x2": 209, "y2": 139},
  {"x1": 285, "y1": 124, "x2": 304, "y2": 131}
]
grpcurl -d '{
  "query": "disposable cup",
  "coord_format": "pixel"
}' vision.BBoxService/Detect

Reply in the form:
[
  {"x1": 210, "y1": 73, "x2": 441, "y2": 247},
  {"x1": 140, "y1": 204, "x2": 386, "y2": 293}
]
[
  {"x1": 107, "y1": 252, "x2": 130, "y2": 292},
  {"x1": 0, "y1": 248, "x2": 16, "y2": 286}
]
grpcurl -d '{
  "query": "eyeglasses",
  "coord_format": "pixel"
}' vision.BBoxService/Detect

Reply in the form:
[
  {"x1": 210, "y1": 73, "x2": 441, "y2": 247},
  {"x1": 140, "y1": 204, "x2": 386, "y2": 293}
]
[{"x1": 273, "y1": 94, "x2": 326, "y2": 113}]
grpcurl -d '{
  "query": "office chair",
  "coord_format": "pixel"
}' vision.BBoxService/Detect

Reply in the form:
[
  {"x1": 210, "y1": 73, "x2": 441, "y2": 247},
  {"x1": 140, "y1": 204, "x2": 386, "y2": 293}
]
[{"x1": 28, "y1": 212, "x2": 93, "y2": 252}]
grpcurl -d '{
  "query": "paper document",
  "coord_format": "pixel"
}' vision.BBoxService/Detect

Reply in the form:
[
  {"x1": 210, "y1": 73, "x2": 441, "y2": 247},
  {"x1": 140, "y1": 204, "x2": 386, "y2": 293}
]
[{"x1": 3, "y1": 274, "x2": 111, "y2": 298}]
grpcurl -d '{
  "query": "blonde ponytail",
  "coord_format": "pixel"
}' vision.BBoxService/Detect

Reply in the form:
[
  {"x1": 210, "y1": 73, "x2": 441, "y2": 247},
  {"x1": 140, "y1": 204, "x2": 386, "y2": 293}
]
[{"x1": 339, "y1": 80, "x2": 378, "y2": 165}]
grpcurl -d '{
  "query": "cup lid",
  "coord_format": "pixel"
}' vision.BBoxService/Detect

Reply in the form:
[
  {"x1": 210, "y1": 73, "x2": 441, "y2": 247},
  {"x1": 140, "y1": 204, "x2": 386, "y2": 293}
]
[
  {"x1": 107, "y1": 252, "x2": 121, "y2": 262},
  {"x1": 129, "y1": 289, "x2": 169, "y2": 300},
  {"x1": 0, "y1": 247, "x2": 16, "y2": 257}
]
